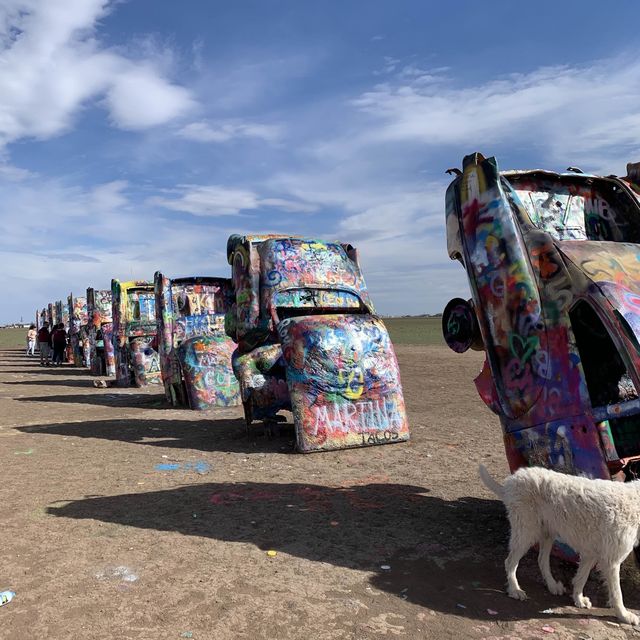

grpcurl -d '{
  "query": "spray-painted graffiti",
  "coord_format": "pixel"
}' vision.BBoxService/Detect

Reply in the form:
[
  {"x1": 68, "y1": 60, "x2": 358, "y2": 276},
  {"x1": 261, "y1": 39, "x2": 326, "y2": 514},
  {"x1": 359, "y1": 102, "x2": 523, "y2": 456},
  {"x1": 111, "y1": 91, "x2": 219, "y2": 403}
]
[
  {"x1": 444, "y1": 153, "x2": 640, "y2": 482},
  {"x1": 86, "y1": 288, "x2": 115, "y2": 376},
  {"x1": 154, "y1": 273, "x2": 240, "y2": 409},
  {"x1": 130, "y1": 335, "x2": 161, "y2": 387},
  {"x1": 278, "y1": 314, "x2": 409, "y2": 452},
  {"x1": 231, "y1": 344, "x2": 290, "y2": 421},
  {"x1": 179, "y1": 335, "x2": 240, "y2": 409},
  {"x1": 226, "y1": 234, "x2": 409, "y2": 452},
  {"x1": 112, "y1": 279, "x2": 160, "y2": 388},
  {"x1": 67, "y1": 294, "x2": 88, "y2": 366}
]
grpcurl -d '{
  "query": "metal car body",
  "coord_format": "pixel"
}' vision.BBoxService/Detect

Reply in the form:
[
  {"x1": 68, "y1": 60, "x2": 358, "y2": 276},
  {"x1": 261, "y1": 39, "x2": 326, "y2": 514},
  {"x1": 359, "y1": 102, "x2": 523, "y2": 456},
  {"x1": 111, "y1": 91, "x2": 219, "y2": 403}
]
[
  {"x1": 86, "y1": 288, "x2": 115, "y2": 376},
  {"x1": 47, "y1": 303, "x2": 55, "y2": 327},
  {"x1": 444, "y1": 152, "x2": 640, "y2": 481},
  {"x1": 67, "y1": 294, "x2": 88, "y2": 367},
  {"x1": 155, "y1": 273, "x2": 241, "y2": 409},
  {"x1": 112, "y1": 279, "x2": 160, "y2": 387},
  {"x1": 36, "y1": 308, "x2": 47, "y2": 330},
  {"x1": 226, "y1": 234, "x2": 410, "y2": 452},
  {"x1": 50, "y1": 300, "x2": 72, "y2": 363},
  {"x1": 53, "y1": 300, "x2": 65, "y2": 329}
]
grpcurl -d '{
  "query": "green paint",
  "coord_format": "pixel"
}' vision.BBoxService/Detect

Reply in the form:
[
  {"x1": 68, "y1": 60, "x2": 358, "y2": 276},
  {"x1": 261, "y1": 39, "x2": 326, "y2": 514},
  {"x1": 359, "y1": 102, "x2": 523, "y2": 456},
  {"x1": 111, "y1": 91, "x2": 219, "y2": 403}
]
[{"x1": 508, "y1": 333, "x2": 539, "y2": 363}]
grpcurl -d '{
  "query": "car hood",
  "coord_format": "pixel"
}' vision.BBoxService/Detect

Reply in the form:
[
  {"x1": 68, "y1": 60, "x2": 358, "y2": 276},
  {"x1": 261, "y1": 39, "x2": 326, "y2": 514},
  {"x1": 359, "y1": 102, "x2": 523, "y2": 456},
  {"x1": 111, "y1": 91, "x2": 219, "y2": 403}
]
[{"x1": 557, "y1": 240, "x2": 640, "y2": 339}]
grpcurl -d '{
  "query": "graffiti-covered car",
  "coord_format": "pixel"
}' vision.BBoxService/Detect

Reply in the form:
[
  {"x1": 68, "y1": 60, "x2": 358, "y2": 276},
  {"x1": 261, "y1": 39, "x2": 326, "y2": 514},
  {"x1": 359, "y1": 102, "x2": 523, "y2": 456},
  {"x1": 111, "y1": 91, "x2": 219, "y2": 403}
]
[
  {"x1": 226, "y1": 234, "x2": 410, "y2": 452},
  {"x1": 68, "y1": 293, "x2": 88, "y2": 366},
  {"x1": 56, "y1": 299, "x2": 73, "y2": 363},
  {"x1": 112, "y1": 279, "x2": 160, "y2": 387},
  {"x1": 443, "y1": 152, "x2": 640, "y2": 481},
  {"x1": 87, "y1": 288, "x2": 115, "y2": 377},
  {"x1": 36, "y1": 308, "x2": 47, "y2": 330},
  {"x1": 155, "y1": 273, "x2": 241, "y2": 409},
  {"x1": 47, "y1": 302, "x2": 55, "y2": 327}
]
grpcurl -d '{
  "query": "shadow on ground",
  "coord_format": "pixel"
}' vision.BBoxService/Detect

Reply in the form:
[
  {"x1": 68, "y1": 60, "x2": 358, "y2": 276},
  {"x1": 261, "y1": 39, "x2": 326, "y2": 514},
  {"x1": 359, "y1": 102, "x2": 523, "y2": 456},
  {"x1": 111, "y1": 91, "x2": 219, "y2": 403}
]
[
  {"x1": 4, "y1": 379, "x2": 96, "y2": 388},
  {"x1": 46, "y1": 481, "x2": 628, "y2": 622},
  {"x1": 18, "y1": 417, "x2": 295, "y2": 453},
  {"x1": 15, "y1": 393, "x2": 168, "y2": 409},
  {"x1": 0, "y1": 366, "x2": 92, "y2": 376}
]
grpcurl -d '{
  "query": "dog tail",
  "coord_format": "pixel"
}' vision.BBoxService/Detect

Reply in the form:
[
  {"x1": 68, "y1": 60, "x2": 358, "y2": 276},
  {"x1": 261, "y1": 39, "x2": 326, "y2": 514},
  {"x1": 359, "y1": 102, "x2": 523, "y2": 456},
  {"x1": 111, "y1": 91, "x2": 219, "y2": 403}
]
[{"x1": 479, "y1": 464, "x2": 504, "y2": 499}]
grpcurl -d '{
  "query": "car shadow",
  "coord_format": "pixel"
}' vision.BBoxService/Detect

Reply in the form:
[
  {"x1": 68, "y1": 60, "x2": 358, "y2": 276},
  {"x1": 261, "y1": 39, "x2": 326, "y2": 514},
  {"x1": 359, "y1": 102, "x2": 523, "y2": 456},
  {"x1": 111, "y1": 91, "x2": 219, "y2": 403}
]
[
  {"x1": 18, "y1": 417, "x2": 295, "y2": 453},
  {"x1": 0, "y1": 367, "x2": 91, "y2": 376},
  {"x1": 15, "y1": 392, "x2": 169, "y2": 409},
  {"x1": 46, "y1": 482, "x2": 626, "y2": 622},
  {"x1": 4, "y1": 379, "x2": 96, "y2": 388}
]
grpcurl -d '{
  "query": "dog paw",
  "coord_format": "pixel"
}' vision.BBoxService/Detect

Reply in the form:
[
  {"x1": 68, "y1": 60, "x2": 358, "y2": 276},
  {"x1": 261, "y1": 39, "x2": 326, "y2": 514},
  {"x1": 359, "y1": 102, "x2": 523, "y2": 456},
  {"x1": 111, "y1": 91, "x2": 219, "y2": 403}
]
[
  {"x1": 507, "y1": 587, "x2": 527, "y2": 601},
  {"x1": 549, "y1": 581, "x2": 565, "y2": 596},
  {"x1": 619, "y1": 611, "x2": 640, "y2": 626},
  {"x1": 574, "y1": 595, "x2": 592, "y2": 609}
]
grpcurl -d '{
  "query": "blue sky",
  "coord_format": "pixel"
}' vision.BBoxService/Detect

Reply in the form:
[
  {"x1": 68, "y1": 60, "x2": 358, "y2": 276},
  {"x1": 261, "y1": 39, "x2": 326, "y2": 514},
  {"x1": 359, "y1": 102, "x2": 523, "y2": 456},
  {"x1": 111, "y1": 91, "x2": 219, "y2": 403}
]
[{"x1": 1, "y1": 0, "x2": 640, "y2": 323}]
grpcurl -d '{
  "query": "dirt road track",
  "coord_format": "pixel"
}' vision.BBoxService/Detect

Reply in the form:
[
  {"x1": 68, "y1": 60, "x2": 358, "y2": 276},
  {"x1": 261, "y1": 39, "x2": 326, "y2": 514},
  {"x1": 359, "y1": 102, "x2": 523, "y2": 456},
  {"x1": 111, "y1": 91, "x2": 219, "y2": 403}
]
[{"x1": 1, "y1": 346, "x2": 639, "y2": 639}]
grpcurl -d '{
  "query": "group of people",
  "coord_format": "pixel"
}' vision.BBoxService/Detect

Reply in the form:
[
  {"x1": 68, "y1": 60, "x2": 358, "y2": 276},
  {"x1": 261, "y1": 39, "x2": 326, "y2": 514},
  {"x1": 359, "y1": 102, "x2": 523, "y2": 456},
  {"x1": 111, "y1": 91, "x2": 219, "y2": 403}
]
[{"x1": 26, "y1": 322, "x2": 69, "y2": 366}]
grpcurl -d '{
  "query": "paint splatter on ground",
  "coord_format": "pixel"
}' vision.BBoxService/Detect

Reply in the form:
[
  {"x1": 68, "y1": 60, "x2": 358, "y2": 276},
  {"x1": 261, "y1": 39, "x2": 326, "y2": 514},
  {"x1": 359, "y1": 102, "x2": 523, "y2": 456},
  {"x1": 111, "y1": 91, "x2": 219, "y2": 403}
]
[
  {"x1": 155, "y1": 461, "x2": 211, "y2": 473},
  {"x1": 95, "y1": 566, "x2": 139, "y2": 583}
]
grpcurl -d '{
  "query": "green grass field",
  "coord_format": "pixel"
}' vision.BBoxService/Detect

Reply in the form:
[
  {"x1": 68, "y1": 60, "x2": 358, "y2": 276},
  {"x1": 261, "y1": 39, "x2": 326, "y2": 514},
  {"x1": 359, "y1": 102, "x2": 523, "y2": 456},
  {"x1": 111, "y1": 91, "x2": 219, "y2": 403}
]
[
  {"x1": 0, "y1": 316, "x2": 443, "y2": 351},
  {"x1": 382, "y1": 316, "x2": 443, "y2": 346},
  {"x1": 0, "y1": 327, "x2": 28, "y2": 350}
]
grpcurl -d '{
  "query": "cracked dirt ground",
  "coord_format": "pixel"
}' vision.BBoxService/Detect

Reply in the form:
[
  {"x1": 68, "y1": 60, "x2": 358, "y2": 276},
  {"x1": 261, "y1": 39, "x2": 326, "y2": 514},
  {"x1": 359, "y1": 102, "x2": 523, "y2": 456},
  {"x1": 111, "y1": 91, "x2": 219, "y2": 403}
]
[{"x1": 2, "y1": 345, "x2": 640, "y2": 639}]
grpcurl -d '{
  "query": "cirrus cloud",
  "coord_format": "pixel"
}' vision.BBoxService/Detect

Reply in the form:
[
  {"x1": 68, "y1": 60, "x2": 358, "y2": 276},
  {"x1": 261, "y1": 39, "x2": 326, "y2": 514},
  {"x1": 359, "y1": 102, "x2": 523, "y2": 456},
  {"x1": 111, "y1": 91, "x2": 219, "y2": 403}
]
[{"x1": 148, "y1": 185, "x2": 318, "y2": 217}]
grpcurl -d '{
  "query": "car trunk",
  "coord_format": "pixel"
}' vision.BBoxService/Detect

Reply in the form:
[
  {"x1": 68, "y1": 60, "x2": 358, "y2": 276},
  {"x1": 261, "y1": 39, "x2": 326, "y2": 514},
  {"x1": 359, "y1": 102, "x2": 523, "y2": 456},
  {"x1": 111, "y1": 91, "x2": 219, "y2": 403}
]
[{"x1": 276, "y1": 313, "x2": 409, "y2": 452}]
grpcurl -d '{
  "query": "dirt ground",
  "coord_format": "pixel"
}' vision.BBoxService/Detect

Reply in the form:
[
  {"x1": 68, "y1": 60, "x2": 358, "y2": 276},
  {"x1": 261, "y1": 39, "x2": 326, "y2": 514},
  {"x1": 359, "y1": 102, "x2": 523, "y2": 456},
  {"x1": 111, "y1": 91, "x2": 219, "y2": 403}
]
[{"x1": 2, "y1": 345, "x2": 640, "y2": 640}]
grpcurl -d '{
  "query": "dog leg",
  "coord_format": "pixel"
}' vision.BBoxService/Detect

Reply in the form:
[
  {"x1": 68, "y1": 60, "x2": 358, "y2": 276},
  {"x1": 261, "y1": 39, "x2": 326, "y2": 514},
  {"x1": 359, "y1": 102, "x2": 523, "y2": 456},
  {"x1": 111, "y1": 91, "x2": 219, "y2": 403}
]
[
  {"x1": 505, "y1": 536, "x2": 531, "y2": 600},
  {"x1": 572, "y1": 555, "x2": 595, "y2": 609},
  {"x1": 538, "y1": 534, "x2": 565, "y2": 596},
  {"x1": 604, "y1": 561, "x2": 639, "y2": 626}
]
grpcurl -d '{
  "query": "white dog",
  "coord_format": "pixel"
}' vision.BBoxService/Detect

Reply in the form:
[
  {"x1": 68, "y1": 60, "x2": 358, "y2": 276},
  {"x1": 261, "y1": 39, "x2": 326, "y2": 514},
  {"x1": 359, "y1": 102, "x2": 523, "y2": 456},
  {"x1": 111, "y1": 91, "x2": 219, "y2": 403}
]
[{"x1": 479, "y1": 464, "x2": 640, "y2": 625}]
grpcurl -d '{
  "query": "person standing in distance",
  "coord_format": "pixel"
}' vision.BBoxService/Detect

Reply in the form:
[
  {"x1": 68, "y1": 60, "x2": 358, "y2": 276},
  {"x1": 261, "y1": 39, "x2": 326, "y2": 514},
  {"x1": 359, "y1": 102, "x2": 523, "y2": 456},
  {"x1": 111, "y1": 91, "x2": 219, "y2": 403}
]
[
  {"x1": 26, "y1": 324, "x2": 37, "y2": 356},
  {"x1": 37, "y1": 322, "x2": 51, "y2": 366}
]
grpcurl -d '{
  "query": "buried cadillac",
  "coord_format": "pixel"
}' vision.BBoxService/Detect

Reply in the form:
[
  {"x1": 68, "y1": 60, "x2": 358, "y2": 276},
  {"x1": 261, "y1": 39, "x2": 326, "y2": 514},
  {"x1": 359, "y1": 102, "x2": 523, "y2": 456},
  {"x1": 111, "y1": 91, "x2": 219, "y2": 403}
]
[
  {"x1": 443, "y1": 152, "x2": 640, "y2": 481},
  {"x1": 225, "y1": 234, "x2": 409, "y2": 452},
  {"x1": 155, "y1": 272, "x2": 240, "y2": 409},
  {"x1": 68, "y1": 293, "x2": 88, "y2": 367},
  {"x1": 87, "y1": 288, "x2": 115, "y2": 377},
  {"x1": 112, "y1": 279, "x2": 160, "y2": 387}
]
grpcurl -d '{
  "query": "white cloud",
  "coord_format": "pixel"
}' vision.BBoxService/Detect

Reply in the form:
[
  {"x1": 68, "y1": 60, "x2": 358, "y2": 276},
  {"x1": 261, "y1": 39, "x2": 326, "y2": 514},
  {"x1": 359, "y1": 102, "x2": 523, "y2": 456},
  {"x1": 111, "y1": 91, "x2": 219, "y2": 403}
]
[
  {"x1": 0, "y1": 175, "x2": 237, "y2": 323},
  {"x1": 259, "y1": 198, "x2": 318, "y2": 213},
  {"x1": 0, "y1": 161, "x2": 34, "y2": 181},
  {"x1": 257, "y1": 53, "x2": 640, "y2": 316},
  {"x1": 0, "y1": 0, "x2": 195, "y2": 146},
  {"x1": 148, "y1": 185, "x2": 317, "y2": 217},
  {"x1": 350, "y1": 57, "x2": 640, "y2": 170},
  {"x1": 177, "y1": 120, "x2": 281, "y2": 143},
  {"x1": 269, "y1": 166, "x2": 460, "y2": 314},
  {"x1": 148, "y1": 185, "x2": 259, "y2": 217},
  {"x1": 90, "y1": 180, "x2": 128, "y2": 212},
  {"x1": 106, "y1": 66, "x2": 194, "y2": 130},
  {"x1": 8, "y1": 41, "x2": 640, "y2": 321}
]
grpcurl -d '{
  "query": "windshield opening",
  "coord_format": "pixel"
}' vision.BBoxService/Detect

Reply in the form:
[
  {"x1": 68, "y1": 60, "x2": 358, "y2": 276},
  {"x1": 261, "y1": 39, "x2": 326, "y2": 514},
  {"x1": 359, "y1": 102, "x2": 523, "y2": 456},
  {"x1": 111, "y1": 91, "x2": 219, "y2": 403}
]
[
  {"x1": 507, "y1": 176, "x2": 640, "y2": 243},
  {"x1": 127, "y1": 290, "x2": 155, "y2": 322}
]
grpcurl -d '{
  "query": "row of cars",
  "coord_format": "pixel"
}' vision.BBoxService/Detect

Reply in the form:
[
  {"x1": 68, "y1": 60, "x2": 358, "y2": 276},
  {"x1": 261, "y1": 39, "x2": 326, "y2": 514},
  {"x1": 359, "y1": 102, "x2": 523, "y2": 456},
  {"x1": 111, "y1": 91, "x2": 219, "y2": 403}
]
[{"x1": 36, "y1": 234, "x2": 411, "y2": 453}]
